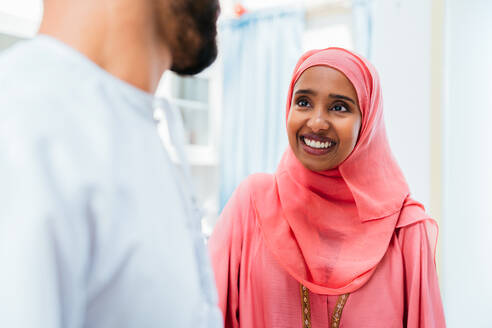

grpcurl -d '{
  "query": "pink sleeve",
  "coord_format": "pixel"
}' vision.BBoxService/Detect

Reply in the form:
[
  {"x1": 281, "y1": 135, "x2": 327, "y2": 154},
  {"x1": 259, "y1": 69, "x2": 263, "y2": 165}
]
[
  {"x1": 208, "y1": 183, "x2": 251, "y2": 328},
  {"x1": 398, "y1": 220, "x2": 446, "y2": 327}
]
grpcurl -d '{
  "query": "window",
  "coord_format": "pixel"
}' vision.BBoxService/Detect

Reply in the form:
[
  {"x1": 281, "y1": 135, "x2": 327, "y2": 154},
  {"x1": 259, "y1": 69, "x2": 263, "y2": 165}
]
[
  {"x1": 157, "y1": 64, "x2": 221, "y2": 166},
  {"x1": 169, "y1": 74, "x2": 211, "y2": 146},
  {"x1": 156, "y1": 64, "x2": 222, "y2": 235}
]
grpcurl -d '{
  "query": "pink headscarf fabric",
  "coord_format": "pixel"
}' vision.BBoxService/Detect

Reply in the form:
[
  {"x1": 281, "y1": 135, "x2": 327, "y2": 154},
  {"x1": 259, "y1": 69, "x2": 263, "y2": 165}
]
[{"x1": 253, "y1": 48, "x2": 437, "y2": 295}]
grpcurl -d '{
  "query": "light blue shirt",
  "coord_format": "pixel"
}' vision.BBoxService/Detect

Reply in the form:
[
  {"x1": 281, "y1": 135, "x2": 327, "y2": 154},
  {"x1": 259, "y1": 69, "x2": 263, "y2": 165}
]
[{"x1": 0, "y1": 36, "x2": 222, "y2": 328}]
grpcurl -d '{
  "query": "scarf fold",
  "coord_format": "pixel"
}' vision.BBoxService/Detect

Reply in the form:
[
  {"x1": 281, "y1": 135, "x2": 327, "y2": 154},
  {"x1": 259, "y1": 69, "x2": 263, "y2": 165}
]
[{"x1": 253, "y1": 48, "x2": 436, "y2": 295}]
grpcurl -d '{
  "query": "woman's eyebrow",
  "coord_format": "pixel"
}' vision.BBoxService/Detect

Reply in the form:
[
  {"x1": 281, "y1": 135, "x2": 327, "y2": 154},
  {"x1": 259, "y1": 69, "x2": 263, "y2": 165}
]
[
  {"x1": 329, "y1": 93, "x2": 356, "y2": 105},
  {"x1": 294, "y1": 89, "x2": 317, "y2": 96},
  {"x1": 295, "y1": 89, "x2": 356, "y2": 105}
]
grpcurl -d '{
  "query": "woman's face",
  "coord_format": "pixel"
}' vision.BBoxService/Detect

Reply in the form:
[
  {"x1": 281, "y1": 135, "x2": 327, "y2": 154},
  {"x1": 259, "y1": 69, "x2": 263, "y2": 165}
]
[{"x1": 287, "y1": 66, "x2": 362, "y2": 172}]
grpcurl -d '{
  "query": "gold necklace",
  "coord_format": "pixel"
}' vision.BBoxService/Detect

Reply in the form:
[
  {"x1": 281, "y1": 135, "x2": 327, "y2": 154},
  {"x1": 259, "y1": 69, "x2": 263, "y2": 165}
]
[{"x1": 300, "y1": 284, "x2": 349, "y2": 328}]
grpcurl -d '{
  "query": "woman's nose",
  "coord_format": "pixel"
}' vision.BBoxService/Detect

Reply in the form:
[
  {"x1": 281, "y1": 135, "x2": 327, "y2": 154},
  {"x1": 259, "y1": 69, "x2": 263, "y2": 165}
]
[{"x1": 306, "y1": 108, "x2": 329, "y2": 132}]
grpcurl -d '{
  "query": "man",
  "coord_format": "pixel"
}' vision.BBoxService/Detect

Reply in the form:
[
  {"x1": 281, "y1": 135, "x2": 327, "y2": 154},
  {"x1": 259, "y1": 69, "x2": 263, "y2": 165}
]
[{"x1": 0, "y1": 0, "x2": 222, "y2": 327}]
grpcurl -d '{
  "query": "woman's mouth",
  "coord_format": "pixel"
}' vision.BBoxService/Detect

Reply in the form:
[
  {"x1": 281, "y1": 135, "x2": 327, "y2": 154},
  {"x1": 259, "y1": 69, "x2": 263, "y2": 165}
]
[{"x1": 300, "y1": 135, "x2": 336, "y2": 155}]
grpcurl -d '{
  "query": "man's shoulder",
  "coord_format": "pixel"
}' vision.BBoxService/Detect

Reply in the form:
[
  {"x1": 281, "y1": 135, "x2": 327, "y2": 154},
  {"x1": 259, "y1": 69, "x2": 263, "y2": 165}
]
[
  {"x1": 0, "y1": 69, "x2": 111, "y2": 178},
  {"x1": 0, "y1": 40, "x2": 71, "y2": 117},
  {"x1": 0, "y1": 41, "x2": 107, "y2": 144},
  {"x1": 0, "y1": 84, "x2": 101, "y2": 148},
  {"x1": 0, "y1": 37, "x2": 91, "y2": 106},
  {"x1": 0, "y1": 39, "x2": 50, "y2": 85}
]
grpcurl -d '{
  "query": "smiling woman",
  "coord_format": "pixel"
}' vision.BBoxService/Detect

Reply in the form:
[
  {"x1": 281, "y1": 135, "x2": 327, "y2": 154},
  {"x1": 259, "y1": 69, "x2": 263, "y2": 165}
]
[
  {"x1": 209, "y1": 47, "x2": 446, "y2": 328},
  {"x1": 287, "y1": 66, "x2": 361, "y2": 172}
]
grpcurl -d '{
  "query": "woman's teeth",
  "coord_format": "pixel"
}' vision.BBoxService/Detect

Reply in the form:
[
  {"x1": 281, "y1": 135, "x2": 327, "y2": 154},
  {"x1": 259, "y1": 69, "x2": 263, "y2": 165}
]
[{"x1": 304, "y1": 137, "x2": 333, "y2": 149}]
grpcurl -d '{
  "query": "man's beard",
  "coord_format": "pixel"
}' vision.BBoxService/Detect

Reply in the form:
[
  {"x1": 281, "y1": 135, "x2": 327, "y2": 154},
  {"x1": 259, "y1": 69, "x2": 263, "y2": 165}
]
[{"x1": 160, "y1": 0, "x2": 219, "y2": 76}]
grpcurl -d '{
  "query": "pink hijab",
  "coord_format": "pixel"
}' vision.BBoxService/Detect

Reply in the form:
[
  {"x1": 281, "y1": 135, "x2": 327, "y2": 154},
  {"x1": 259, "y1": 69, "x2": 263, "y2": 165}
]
[{"x1": 252, "y1": 48, "x2": 437, "y2": 295}]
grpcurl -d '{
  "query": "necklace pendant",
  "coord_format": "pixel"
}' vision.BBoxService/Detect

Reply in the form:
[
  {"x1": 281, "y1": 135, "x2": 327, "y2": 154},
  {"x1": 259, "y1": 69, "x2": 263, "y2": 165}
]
[
  {"x1": 299, "y1": 284, "x2": 312, "y2": 328},
  {"x1": 299, "y1": 283, "x2": 350, "y2": 328}
]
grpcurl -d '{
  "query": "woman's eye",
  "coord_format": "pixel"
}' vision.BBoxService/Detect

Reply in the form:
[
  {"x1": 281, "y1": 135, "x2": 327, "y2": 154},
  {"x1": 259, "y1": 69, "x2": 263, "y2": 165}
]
[
  {"x1": 331, "y1": 104, "x2": 348, "y2": 112},
  {"x1": 296, "y1": 99, "x2": 310, "y2": 107}
]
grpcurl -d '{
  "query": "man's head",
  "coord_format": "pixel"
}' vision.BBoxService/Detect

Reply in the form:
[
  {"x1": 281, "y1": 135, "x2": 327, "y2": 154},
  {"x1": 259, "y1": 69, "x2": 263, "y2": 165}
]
[{"x1": 157, "y1": 0, "x2": 220, "y2": 76}]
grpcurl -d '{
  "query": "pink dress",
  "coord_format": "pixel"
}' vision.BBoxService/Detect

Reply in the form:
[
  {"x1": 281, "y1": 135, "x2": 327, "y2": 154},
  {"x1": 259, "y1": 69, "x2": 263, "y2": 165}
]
[{"x1": 209, "y1": 179, "x2": 446, "y2": 328}]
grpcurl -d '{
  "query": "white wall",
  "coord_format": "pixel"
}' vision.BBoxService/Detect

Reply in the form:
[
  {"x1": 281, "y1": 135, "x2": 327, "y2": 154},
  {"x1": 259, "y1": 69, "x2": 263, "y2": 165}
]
[
  {"x1": 372, "y1": 0, "x2": 492, "y2": 325},
  {"x1": 302, "y1": 5, "x2": 353, "y2": 51},
  {"x1": 0, "y1": 0, "x2": 42, "y2": 37},
  {"x1": 371, "y1": 0, "x2": 432, "y2": 209},
  {"x1": 0, "y1": 0, "x2": 42, "y2": 20},
  {"x1": 442, "y1": 1, "x2": 492, "y2": 326}
]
